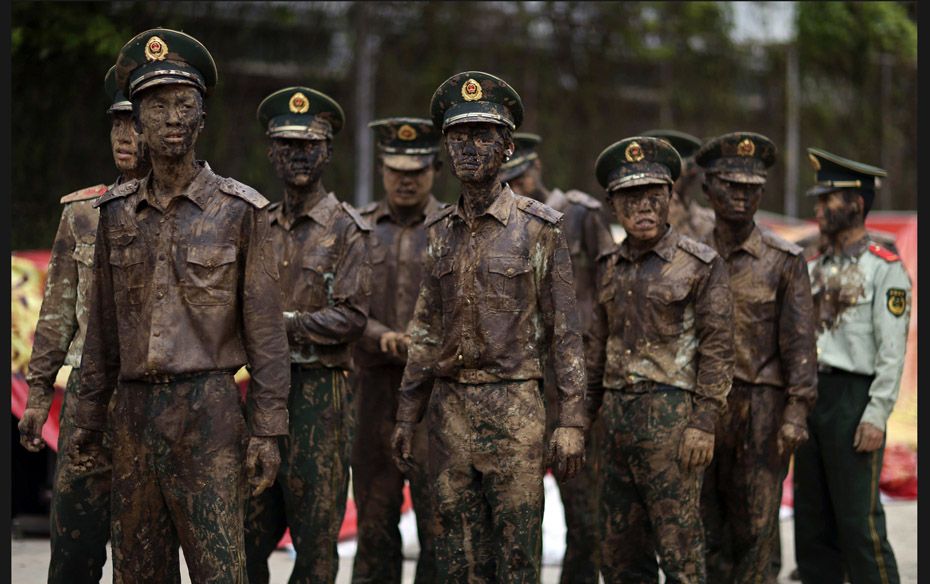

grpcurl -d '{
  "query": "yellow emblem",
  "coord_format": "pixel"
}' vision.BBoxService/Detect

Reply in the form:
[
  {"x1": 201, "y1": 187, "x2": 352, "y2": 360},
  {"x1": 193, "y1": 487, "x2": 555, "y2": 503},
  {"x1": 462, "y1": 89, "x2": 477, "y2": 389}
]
[
  {"x1": 624, "y1": 141, "x2": 645, "y2": 163},
  {"x1": 289, "y1": 92, "x2": 310, "y2": 114},
  {"x1": 397, "y1": 124, "x2": 417, "y2": 141},
  {"x1": 887, "y1": 288, "x2": 906, "y2": 317},
  {"x1": 737, "y1": 138, "x2": 756, "y2": 157},
  {"x1": 144, "y1": 36, "x2": 169, "y2": 62},
  {"x1": 462, "y1": 79, "x2": 483, "y2": 102},
  {"x1": 808, "y1": 153, "x2": 821, "y2": 171}
]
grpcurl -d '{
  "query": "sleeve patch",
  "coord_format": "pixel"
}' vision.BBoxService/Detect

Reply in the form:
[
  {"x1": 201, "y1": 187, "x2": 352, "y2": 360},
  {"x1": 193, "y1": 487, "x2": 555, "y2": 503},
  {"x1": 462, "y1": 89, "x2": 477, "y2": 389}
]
[{"x1": 887, "y1": 288, "x2": 907, "y2": 317}]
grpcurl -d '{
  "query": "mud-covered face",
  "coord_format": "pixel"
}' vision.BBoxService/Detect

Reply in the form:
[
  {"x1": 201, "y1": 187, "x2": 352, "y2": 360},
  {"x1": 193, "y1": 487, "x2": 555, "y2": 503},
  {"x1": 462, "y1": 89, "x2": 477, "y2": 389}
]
[
  {"x1": 444, "y1": 123, "x2": 512, "y2": 184},
  {"x1": 508, "y1": 161, "x2": 541, "y2": 198},
  {"x1": 382, "y1": 163, "x2": 435, "y2": 208},
  {"x1": 703, "y1": 174, "x2": 763, "y2": 223},
  {"x1": 136, "y1": 85, "x2": 205, "y2": 158},
  {"x1": 815, "y1": 190, "x2": 862, "y2": 235},
  {"x1": 610, "y1": 184, "x2": 671, "y2": 242},
  {"x1": 268, "y1": 138, "x2": 331, "y2": 187},
  {"x1": 110, "y1": 112, "x2": 145, "y2": 174}
]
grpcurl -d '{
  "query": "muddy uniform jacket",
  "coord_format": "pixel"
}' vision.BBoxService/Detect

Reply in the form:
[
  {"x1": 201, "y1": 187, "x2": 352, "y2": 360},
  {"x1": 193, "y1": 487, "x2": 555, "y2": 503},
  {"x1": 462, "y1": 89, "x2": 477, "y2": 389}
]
[
  {"x1": 73, "y1": 162, "x2": 291, "y2": 436},
  {"x1": 266, "y1": 192, "x2": 371, "y2": 369},
  {"x1": 587, "y1": 226, "x2": 734, "y2": 433},
  {"x1": 397, "y1": 186, "x2": 586, "y2": 428},
  {"x1": 705, "y1": 225, "x2": 817, "y2": 426}
]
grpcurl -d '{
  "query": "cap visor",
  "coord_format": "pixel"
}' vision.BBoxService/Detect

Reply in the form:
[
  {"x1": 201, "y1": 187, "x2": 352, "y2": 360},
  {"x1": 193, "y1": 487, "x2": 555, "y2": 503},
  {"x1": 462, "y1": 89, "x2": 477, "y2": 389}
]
[
  {"x1": 716, "y1": 171, "x2": 766, "y2": 185},
  {"x1": 805, "y1": 184, "x2": 842, "y2": 197},
  {"x1": 382, "y1": 154, "x2": 434, "y2": 171},
  {"x1": 608, "y1": 175, "x2": 673, "y2": 192},
  {"x1": 268, "y1": 129, "x2": 330, "y2": 141},
  {"x1": 499, "y1": 161, "x2": 531, "y2": 183}
]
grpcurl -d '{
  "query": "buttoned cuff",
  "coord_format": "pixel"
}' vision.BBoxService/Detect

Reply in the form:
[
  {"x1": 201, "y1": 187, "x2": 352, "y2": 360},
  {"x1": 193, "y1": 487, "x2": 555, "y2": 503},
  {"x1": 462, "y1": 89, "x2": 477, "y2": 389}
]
[
  {"x1": 249, "y1": 408, "x2": 289, "y2": 437},
  {"x1": 782, "y1": 400, "x2": 810, "y2": 429},
  {"x1": 687, "y1": 405, "x2": 718, "y2": 434},
  {"x1": 71, "y1": 398, "x2": 108, "y2": 431},
  {"x1": 558, "y1": 399, "x2": 586, "y2": 429}
]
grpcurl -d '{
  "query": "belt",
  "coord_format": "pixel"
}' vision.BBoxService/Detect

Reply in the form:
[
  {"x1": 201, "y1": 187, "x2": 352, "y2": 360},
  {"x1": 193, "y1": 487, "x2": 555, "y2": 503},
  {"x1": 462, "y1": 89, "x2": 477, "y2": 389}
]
[{"x1": 138, "y1": 368, "x2": 237, "y2": 384}]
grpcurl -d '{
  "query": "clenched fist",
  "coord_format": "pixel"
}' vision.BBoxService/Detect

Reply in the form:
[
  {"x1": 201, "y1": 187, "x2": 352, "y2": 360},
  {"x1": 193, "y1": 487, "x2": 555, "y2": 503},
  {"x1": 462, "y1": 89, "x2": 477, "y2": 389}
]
[
  {"x1": 678, "y1": 427, "x2": 714, "y2": 472},
  {"x1": 246, "y1": 436, "x2": 281, "y2": 496},
  {"x1": 391, "y1": 421, "x2": 416, "y2": 473},
  {"x1": 547, "y1": 426, "x2": 585, "y2": 481}
]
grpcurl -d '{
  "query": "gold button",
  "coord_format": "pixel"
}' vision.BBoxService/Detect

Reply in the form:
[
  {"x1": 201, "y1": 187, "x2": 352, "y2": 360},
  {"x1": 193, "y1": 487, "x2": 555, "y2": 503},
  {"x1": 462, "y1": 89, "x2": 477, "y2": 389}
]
[
  {"x1": 627, "y1": 290, "x2": 633, "y2": 296},
  {"x1": 153, "y1": 330, "x2": 161, "y2": 337},
  {"x1": 283, "y1": 260, "x2": 289, "y2": 267},
  {"x1": 624, "y1": 349, "x2": 631, "y2": 356},
  {"x1": 458, "y1": 354, "x2": 463, "y2": 360},
  {"x1": 507, "y1": 268, "x2": 514, "y2": 274}
]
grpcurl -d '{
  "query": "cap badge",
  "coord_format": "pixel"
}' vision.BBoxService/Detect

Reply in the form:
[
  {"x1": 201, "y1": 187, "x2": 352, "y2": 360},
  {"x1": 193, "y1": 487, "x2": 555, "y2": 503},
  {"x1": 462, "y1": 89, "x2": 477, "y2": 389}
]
[
  {"x1": 144, "y1": 36, "x2": 169, "y2": 62},
  {"x1": 397, "y1": 124, "x2": 418, "y2": 141},
  {"x1": 624, "y1": 141, "x2": 645, "y2": 163},
  {"x1": 808, "y1": 153, "x2": 821, "y2": 171},
  {"x1": 462, "y1": 79, "x2": 483, "y2": 102},
  {"x1": 289, "y1": 92, "x2": 310, "y2": 114},
  {"x1": 737, "y1": 138, "x2": 756, "y2": 157}
]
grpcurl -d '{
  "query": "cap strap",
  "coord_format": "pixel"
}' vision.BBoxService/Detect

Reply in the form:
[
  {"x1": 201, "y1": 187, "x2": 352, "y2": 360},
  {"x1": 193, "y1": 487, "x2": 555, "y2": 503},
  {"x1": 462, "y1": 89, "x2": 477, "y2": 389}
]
[{"x1": 443, "y1": 111, "x2": 515, "y2": 130}]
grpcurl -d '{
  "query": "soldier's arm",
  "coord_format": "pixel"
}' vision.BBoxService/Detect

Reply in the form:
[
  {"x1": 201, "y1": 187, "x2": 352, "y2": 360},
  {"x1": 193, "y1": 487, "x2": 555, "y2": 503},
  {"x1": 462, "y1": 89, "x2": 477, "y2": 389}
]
[
  {"x1": 690, "y1": 256, "x2": 734, "y2": 433},
  {"x1": 778, "y1": 253, "x2": 818, "y2": 427},
  {"x1": 860, "y1": 261, "x2": 912, "y2": 430},
  {"x1": 25, "y1": 205, "x2": 80, "y2": 411},
  {"x1": 584, "y1": 287, "x2": 609, "y2": 425}
]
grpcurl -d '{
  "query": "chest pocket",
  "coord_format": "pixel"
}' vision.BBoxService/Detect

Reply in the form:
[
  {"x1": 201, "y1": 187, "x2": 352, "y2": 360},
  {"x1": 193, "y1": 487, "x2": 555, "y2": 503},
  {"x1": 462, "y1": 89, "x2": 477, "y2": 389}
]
[
  {"x1": 108, "y1": 231, "x2": 146, "y2": 305},
  {"x1": 369, "y1": 243, "x2": 388, "y2": 265},
  {"x1": 486, "y1": 256, "x2": 532, "y2": 312},
  {"x1": 183, "y1": 243, "x2": 237, "y2": 306},
  {"x1": 839, "y1": 281, "x2": 874, "y2": 330},
  {"x1": 646, "y1": 281, "x2": 692, "y2": 336},
  {"x1": 734, "y1": 283, "x2": 777, "y2": 324},
  {"x1": 434, "y1": 256, "x2": 455, "y2": 312},
  {"x1": 302, "y1": 251, "x2": 338, "y2": 307}
]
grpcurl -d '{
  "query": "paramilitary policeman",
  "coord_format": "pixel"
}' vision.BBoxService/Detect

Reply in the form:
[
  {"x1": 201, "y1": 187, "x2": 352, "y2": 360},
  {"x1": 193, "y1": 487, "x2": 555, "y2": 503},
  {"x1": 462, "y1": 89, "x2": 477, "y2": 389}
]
[
  {"x1": 18, "y1": 64, "x2": 153, "y2": 584},
  {"x1": 246, "y1": 87, "x2": 371, "y2": 584},
  {"x1": 695, "y1": 132, "x2": 817, "y2": 583},
  {"x1": 391, "y1": 71, "x2": 586, "y2": 582},
  {"x1": 587, "y1": 136, "x2": 734, "y2": 584},
  {"x1": 500, "y1": 132, "x2": 613, "y2": 583},
  {"x1": 794, "y1": 148, "x2": 910, "y2": 584}
]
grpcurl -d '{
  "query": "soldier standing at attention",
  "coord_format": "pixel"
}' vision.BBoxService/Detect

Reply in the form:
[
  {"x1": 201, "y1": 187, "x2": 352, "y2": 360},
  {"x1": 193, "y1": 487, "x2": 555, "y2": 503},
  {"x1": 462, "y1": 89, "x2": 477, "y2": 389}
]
[
  {"x1": 391, "y1": 71, "x2": 586, "y2": 583},
  {"x1": 587, "y1": 136, "x2": 734, "y2": 584},
  {"x1": 500, "y1": 132, "x2": 613, "y2": 583},
  {"x1": 351, "y1": 117, "x2": 443, "y2": 583},
  {"x1": 246, "y1": 86, "x2": 371, "y2": 584},
  {"x1": 695, "y1": 132, "x2": 817, "y2": 583},
  {"x1": 18, "y1": 65, "x2": 153, "y2": 584},
  {"x1": 73, "y1": 29, "x2": 290, "y2": 582},
  {"x1": 794, "y1": 148, "x2": 910, "y2": 584}
]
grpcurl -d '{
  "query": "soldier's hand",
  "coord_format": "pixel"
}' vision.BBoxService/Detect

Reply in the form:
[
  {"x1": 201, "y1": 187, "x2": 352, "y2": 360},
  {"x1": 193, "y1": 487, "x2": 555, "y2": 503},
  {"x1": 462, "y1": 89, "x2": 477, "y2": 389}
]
[
  {"x1": 18, "y1": 407, "x2": 50, "y2": 452},
  {"x1": 547, "y1": 426, "x2": 585, "y2": 481},
  {"x1": 853, "y1": 422, "x2": 885, "y2": 453},
  {"x1": 777, "y1": 422, "x2": 809, "y2": 457},
  {"x1": 69, "y1": 427, "x2": 106, "y2": 471},
  {"x1": 379, "y1": 332, "x2": 409, "y2": 358},
  {"x1": 246, "y1": 436, "x2": 280, "y2": 497},
  {"x1": 391, "y1": 421, "x2": 416, "y2": 473},
  {"x1": 678, "y1": 427, "x2": 714, "y2": 472}
]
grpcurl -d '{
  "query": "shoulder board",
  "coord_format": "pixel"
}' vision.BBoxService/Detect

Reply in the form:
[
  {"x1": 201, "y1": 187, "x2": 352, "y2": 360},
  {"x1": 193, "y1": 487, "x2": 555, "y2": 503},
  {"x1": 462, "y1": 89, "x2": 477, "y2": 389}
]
[
  {"x1": 425, "y1": 204, "x2": 456, "y2": 227},
  {"x1": 93, "y1": 179, "x2": 140, "y2": 208},
  {"x1": 564, "y1": 189, "x2": 602, "y2": 210},
  {"x1": 868, "y1": 243, "x2": 900, "y2": 263},
  {"x1": 265, "y1": 200, "x2": 282, "y2": 212},
  {"x1": 760, "y1": 228, "x2": 803, "y2": 256},
  {"x1": 677, "y1": 236, "x2": 717, "y2": 264},
  {"x1": 218, "y1": 178, "x2": 269, "y2": 209},
  {"x1": 340, "y1": 201, "x2": 371, "y2": 231},
  {"x1": 516, "y1": 196, "x2": 562, "y2": 224},
  {"x1": 60, "y1": 184, "x2": 107, "y2": 204},
  {"x1": 358, "y1": 201, "x2": 380, "y2": 215}
]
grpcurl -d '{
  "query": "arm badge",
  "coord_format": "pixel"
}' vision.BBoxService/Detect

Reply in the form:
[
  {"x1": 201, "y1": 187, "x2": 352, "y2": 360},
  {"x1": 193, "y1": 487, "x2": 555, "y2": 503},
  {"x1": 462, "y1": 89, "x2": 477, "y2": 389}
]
[{"x1": 887, "y1": 288, "x2": 907, "y2": 317}]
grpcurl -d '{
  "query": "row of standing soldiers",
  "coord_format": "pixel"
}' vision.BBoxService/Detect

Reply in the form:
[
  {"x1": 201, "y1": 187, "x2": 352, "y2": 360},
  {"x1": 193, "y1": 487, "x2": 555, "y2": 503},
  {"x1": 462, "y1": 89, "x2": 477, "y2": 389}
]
[{"x1": 18, "y1": 28, "x2": 911, "y2": 584}]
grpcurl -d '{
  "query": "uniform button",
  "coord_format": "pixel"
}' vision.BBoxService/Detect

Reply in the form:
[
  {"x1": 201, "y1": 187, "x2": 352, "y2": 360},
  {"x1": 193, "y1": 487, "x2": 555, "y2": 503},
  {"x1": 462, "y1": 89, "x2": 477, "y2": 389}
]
[
  {"x1": 159, "y1": 254, "x2": 166, "y2": 261},
  {"x1": 153, "y1": 330, "x2": 161, "y2": 337},
  {"x1": 627, "y1": 290, "x2": 633, "y2": 296},
  {"x1": 282, "y1": 260, "x2": 289, "y2": 267},
  {"x1": 507, "y1": 268, "x2": 514, "y2": 275},
  {"x1": 624, "y1": 320, "x2": 631, "y2": 327},
  {"x1": 624, "y1": 349, "x2": 631, "y2": 356},
  {"x1": 457, "y1": 354, "x2": 463, "y2": 360}
]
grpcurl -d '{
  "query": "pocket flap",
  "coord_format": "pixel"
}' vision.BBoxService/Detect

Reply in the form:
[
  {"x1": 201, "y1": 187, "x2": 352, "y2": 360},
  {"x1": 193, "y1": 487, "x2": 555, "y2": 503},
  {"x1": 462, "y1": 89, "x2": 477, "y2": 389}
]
[
  {"x1": 435, "y1": 257, "x2": 454, "y2": 278},
  {"x1": 302, "y1": 251, "x2": 337, "y2": 274},
  {"x1": 488, "y1": 256, "x2": 531, "y2": 278},
  {"x1": 187, "y1": 244, "x2": 237, "y2": 268},
  {"x1": 109, "y1": 245, "x2": 144, "y2": 267},
  {"x1": 72, "y1": 244, "x2": 95, "y2": 266},
  {"x1": 370, "y1": 245, "x2": 387, "y2": 264},
  {"x1": 646, "y1": 282, "x2": 691, "y2": 304}
]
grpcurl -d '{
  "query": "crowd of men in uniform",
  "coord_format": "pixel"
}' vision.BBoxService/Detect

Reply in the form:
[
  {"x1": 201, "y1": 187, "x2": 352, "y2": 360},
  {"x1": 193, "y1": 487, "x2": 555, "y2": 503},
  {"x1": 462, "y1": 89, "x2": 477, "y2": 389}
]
[{"x1": 17, "y1": 27, "x2": 911, "y2": 584}]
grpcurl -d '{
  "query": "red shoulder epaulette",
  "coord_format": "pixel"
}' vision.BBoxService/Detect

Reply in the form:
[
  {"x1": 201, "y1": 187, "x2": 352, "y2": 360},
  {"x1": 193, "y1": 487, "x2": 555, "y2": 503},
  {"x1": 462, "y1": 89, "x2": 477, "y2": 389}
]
[
  {"x1": 869, "y1": 243, "x2": 899, "y2": 262},
  {"x1": 806, "y1": 251, "x2": 821, "y2": 262},
  {"x1": 60, "y1": 184, "x2": 108, "y2": 204}
]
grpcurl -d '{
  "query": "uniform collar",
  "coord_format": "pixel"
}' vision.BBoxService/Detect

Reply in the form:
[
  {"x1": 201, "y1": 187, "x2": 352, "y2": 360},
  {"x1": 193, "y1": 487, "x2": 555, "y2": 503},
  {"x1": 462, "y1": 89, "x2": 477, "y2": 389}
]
[
  {"x1": 135, "y1": 160, "x2": 214, "y2": 212},
  {"x1": 270, "y1": 191, "x2": 340, "y2": 231},
  {"x1": 822, "y1": 232, "x2": 870, "y2": 260},
  {"x1": 453, "y1": 185, "x2": 515, "y2": 226},
  {"x1": 619, "y1": 225, "x2": 679, "y2": 262},
  {"x1": 714, "y1": 223, "x2": 763, "y2": 259}
]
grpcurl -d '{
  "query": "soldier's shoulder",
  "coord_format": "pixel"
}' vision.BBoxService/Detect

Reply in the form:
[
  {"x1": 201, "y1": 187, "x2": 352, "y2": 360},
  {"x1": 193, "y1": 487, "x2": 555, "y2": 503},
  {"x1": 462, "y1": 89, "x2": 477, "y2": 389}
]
[
  {"x1": 358, "y1": 200, "x2": 381, "y2": 216},
  {"x1": 596, "y1": 242, "x2": 620, "y2": 262},
  {"x1": 760, "y1": 227, "x2": 803, "y2": 256},
  {"x1": 217, "y1": 177, "x2": 269, "y2": 209},
  {"x1": 339, "y1": 201, "x2": 371, "y2": 231},
  {"x1": 564, "y1": 189, "x2": 602, "y2": 210},
  {"x1": 868, "y1": 242, "x2": 900, "y2": 263},
  {"x1": 516, "y1": 195, "x2": 562, "y2": 224},
  {"x1": 677, "y1": 234, "x2": 717, "y2": 264},
  {"x1": 425, "y1": 204, "x2": 456, "y2": 227},
  {"x1": 60, "y1": 184, "x2": 108, "y2": 204},
  {"x1": 94, "y1": 179, "x2": 141, "y2": 208}
]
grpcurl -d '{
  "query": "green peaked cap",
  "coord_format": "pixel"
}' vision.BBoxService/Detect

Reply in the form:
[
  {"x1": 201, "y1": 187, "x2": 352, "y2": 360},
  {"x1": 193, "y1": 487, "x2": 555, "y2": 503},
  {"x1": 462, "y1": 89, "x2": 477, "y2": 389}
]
[
  {"x1": 115, "y1": 28, "x2": 217, "y2": 99},
  {"x1": 595, "y1": 137, "x2": 682, "y2": 193},
  {"x1": 500, "y1": 132, "x2": 541, "y2": 182},
  {"x1": 257, "y1": 86, "x2": 345, "y2": 140},
  {"x1": 104, "y1": 65, "x2": 132, "y2": 114},
  {"x1": 640, "y1": 129, "x2": 703, "y2": 160},
  {"x1": 430, "y1": 71, "x2": 523, "y2": 132},
  {"x1": 368, "y1": 117, "x2": 439, "y2": 171},
  {"x1": 695, "y1": 131, "x2": 776, "y2": 185}
]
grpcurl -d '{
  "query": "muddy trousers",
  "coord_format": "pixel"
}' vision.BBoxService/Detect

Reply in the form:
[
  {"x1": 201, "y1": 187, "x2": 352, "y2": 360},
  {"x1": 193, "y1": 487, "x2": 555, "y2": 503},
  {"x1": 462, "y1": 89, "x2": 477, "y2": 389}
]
[
  {"x1": 350, "y1": 365, "x2": 435, "y2": 584},
  {"x1": 109, "y1": 371, "x2": 247, "y2": 584},
  {"x1": 599, "y1": 387, "x2": 706, "y2": 584},
  {"x1": 701, "y1": 382, "x2": 789, "y2": 584},
  {"x1": 245, "y1": 366, "x2": 354, "y2": 584},
  {"x1": 429, "y1": 379, "x2": 546, "y2": 583},
  {"x1": 48, "y1": 368, "x2": 117, "y2": 584},
  {"x1": 793, "y1": 370, "x2": 899, "y2": 584}
]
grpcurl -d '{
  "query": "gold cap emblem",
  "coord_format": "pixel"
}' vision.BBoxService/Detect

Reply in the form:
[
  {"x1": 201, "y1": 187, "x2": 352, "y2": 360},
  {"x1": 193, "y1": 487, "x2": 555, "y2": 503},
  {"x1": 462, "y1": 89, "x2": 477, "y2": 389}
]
[
  {"x1": 462, "y1": 79, "x2": 483, "y2": 102},
  {"x1": 289, "y1": 92, "x2": 310, "y2": 114},
  {"x1": 808, "y1": 153, "x2": 821, "y2": 171},
  {"x1": 397, "y1": 124, "x2": 417, "y2": 141},
  {"x1": 144, "y1": 36, "x2": 169, "y2": 62},
  {"x1": 737, "y1": 138, "x2": 756, "y2": 157},
  {"x1": 625, "y1": 141, "x2": 645, "y2": 163}
]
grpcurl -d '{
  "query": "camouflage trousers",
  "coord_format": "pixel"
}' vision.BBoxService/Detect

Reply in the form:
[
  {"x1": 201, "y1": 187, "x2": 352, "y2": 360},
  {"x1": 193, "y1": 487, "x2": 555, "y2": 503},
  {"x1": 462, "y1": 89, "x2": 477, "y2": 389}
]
[
  {"x1": 110, "y1": 371, "x2": 247, "y2": 583},
  {"x1": 48, "y1": 368, "x2": 120, "y2": 584},
  {"x1": 350, "y1": 365, "x2": 435, "y2": 584},
  {"x1": 245, "y1": 365, "x2": 354, "y2": 584},
  {"x1": 599, "y1": 386, "x2": 706, "y2": 584},
  {"x1": 701, "y1": 382, "x2": 789, "y2": 584},
  {"x1": 429, "y1": 378, "x2": 546, "y2": 583}
]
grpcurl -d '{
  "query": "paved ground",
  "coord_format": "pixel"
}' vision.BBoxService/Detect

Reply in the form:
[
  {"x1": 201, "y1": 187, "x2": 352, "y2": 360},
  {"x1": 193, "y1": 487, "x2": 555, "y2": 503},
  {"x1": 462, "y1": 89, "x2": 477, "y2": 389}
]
[{"x1": 11, "y1": 498, "x2": 916, "y2": 583}]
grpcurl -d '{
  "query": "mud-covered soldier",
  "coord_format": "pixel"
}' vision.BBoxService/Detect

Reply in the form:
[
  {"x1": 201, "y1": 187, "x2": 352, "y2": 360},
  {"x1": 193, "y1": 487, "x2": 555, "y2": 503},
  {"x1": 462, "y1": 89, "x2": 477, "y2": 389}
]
[
  {"x1": 500, "y1": 132, "x2": 612, "y2": 583},
  {"x1": 587, "y1": 137, "x2": 734, "y2": 584},
  {"x1": 794, "y1": 149, "x2": 910, "y2": 584},
  {"x1": 245, "y1": 87, "x2": 370, "y2": 584},
  {"x1": 72, "y1": 29, "x2": 290, "y2": 582},
  {"x1": 17, "y1": 65, "x2": 152, "y2": 584},
  {"x1": 350, "y1": 117, "x2": 443, "y2": 584},
  {"x1": 391, "y1": 71, "x2": 586, "y2": 582},
  {"x1": 695, "y1": 133, "x2": 817, "y2": 583},
  {"x1": 642, "y1": 129, "x2": 715, "y2": 240}
]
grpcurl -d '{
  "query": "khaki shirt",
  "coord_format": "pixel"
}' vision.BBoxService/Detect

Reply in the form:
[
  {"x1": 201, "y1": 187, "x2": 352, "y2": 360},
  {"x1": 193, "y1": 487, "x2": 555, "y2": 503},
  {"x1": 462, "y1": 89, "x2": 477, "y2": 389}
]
[
  {"x1": 706, "y1": 225, "x2": 818, "y2": 427},
  {"x1": 397, "y1": 187, "x2": 586, "y2": 428},
  {"x1": 74, "y1": 162, "x2": 291, "y2": 436},
  {"x1": 809, "y1": 234, "x2": 911, "y2": 430},
  {"x1": 587, "y1": 226, "x2": 734, "y2": 433},
  {"x1": 267, "y1": 193, "x2": 371, "y2": 370}
]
